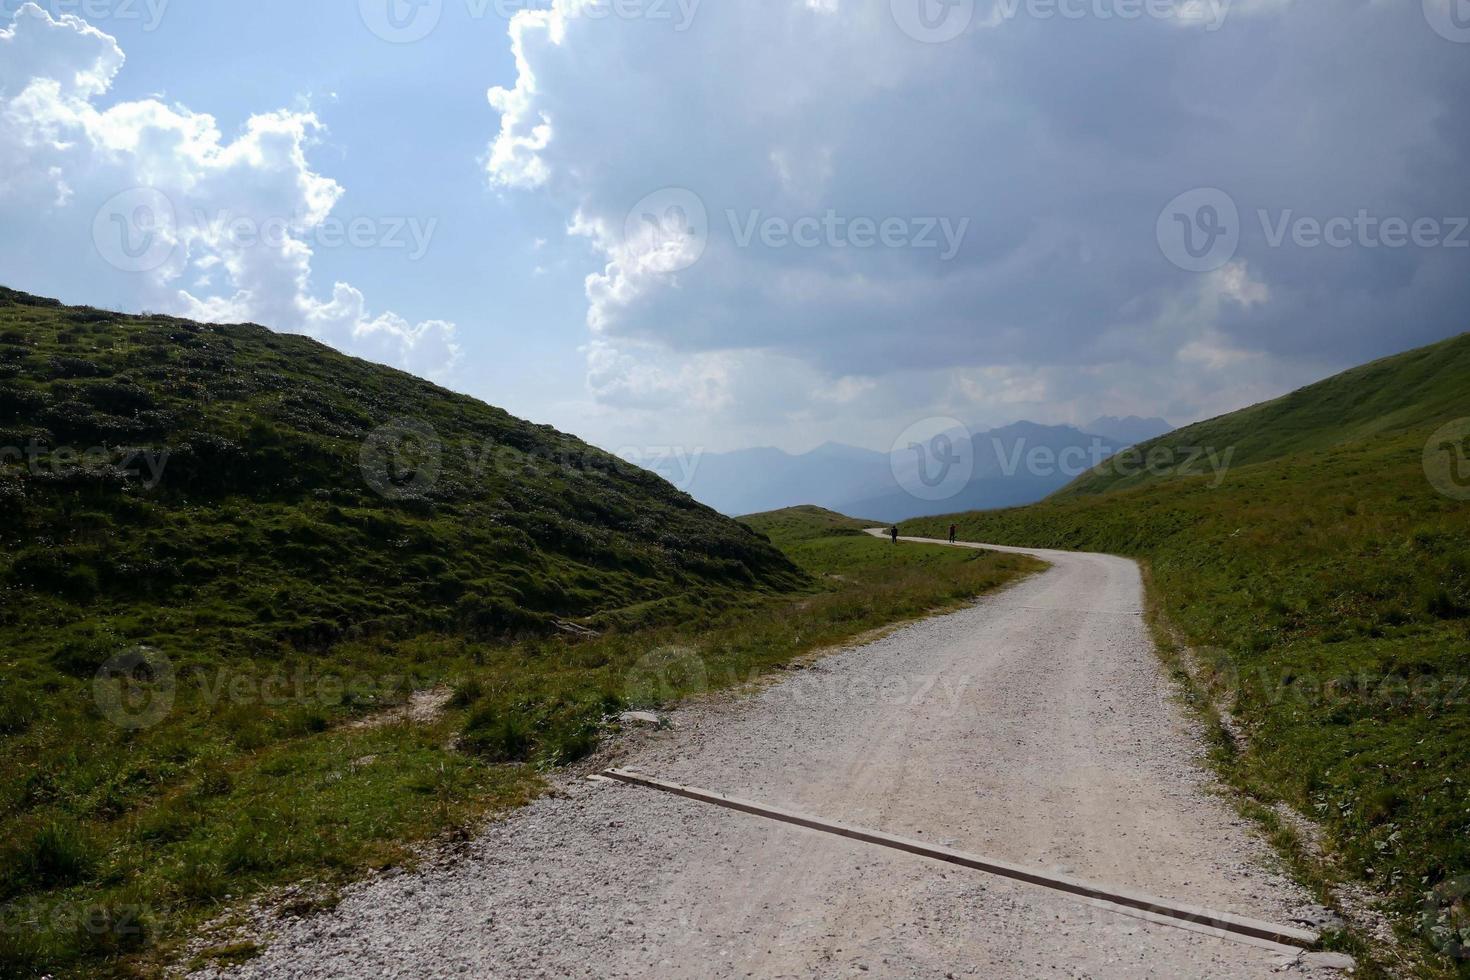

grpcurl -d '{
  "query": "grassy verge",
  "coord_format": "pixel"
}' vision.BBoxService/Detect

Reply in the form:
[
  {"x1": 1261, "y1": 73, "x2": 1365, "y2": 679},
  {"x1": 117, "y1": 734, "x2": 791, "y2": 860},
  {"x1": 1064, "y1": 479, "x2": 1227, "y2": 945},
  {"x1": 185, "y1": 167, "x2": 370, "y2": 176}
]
[
  {"x1": 1, "y1": 506, "x2": 1037, "y2": 978},
  {"x1": 907, "y1": 427, "x2": 1470, "y2": 975}
]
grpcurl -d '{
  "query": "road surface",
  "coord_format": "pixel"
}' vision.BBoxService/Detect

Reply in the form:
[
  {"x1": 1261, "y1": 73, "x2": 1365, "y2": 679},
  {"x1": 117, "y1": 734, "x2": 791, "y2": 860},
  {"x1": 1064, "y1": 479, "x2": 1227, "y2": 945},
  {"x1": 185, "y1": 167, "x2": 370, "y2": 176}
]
[{"x1": 200, "y1": 536, "x2": 1339, "y2": 979}]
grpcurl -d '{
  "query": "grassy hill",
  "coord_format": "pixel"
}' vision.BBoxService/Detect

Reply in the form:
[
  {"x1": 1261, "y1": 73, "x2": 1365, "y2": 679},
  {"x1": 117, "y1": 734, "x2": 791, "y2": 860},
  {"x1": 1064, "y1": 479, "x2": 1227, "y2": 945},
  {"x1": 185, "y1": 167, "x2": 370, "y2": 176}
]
[
  {"x1": 1063, "y1": 332, "x2": 1470, "y2": 497},
  {"x1": 738, "y1": 505, "x2": 1041, "y2": 622},
  {"x1": 741, "y1": 505, "x2": 1040, "y2": 595},
  {"x1": 907, "y1": 334, "x2": 1470, "y2": 970},
  {"x1": 739, "y1": 504, "x2": 879, "y2": 539},
  {"x1": 0, "y1": 294, "x2": 1037, "y2": 978},
  {"x1": 0, "y1": 286, "x2": 807, "y2": 977},
  {"x1": 0, "y1": 285, "x2": 802, "y2": 655}
]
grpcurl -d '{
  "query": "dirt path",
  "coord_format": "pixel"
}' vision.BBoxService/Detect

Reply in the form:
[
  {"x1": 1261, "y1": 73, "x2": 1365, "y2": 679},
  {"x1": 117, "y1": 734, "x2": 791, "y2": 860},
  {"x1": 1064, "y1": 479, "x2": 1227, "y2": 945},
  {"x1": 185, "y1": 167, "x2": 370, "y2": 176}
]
[{"x1": 199, "y1": 537, "x2": 1341, "y2": 979}]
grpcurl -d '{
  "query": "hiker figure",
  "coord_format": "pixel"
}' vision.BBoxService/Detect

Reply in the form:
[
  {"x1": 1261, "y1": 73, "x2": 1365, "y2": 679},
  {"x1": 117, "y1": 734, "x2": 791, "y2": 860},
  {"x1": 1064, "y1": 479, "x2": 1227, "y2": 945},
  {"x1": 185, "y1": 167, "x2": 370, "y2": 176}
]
[
  {"x1": 948, "y1": 524, "x2": 958, "y2": 544},
  {"x1": 890, "y1": 525, "x2": 899, "y2": 545}
]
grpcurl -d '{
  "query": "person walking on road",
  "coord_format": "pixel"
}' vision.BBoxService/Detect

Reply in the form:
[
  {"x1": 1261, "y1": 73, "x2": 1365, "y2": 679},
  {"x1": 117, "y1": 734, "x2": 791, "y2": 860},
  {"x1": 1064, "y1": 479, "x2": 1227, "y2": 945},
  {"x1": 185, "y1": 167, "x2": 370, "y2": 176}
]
[{"x1": 948, "y1": 523, "x2": 958, "y2": 544}]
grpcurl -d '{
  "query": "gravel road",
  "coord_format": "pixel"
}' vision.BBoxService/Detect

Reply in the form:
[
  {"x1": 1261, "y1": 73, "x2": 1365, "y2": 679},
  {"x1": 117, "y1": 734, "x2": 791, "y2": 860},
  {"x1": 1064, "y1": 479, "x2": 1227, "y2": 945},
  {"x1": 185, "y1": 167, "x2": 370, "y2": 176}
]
[{"x1": 198, "y1": 536, "x2": 1345, "y2": 979}]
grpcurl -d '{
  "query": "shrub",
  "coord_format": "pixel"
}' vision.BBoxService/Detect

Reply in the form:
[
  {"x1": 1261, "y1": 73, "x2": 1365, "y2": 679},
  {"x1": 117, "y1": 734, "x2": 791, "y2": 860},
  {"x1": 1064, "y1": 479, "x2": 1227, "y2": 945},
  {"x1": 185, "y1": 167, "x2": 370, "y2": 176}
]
[
  {"x1": 47, "y1": 626, "x2": 124, "y2": 678},
  {"x1": 460, "y1": 707, "x2": 533, "y2": 762},
  {"x1": 2, "y1": 819, "x2": 100, "y2": 896},
  {"x1": 0, "y1": 684, "x2": 38, "y2": 735},
  {"x1": 450, "y1": 676, "x2": 484, "y2": 708}
]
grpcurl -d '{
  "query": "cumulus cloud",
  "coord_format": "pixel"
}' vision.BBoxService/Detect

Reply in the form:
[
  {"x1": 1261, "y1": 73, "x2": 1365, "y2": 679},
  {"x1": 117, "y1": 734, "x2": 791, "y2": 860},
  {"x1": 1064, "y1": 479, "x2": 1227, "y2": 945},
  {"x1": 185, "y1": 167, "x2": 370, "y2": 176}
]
[
  {"x1": 0, "y1": 2, "x2": 459, "y2": 377},
  {"x1": 486, "y1": 0, "x2": 1469, "y2": 439}
]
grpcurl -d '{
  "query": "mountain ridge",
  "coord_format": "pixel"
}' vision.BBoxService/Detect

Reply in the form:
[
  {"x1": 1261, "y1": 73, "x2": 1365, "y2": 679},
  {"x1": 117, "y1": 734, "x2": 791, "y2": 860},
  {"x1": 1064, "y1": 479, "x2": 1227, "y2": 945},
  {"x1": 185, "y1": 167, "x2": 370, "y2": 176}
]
[{"x1": 650, "y1": 420, "x2": 1153, "y2": 521}]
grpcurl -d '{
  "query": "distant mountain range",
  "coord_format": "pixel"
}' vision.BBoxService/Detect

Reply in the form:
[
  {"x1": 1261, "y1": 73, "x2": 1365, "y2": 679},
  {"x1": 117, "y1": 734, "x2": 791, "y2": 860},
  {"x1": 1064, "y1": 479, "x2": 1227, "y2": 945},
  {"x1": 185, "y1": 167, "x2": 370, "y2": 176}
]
[{"x1": 645, "y1": 416, "x2": 1173, "y2": 521}]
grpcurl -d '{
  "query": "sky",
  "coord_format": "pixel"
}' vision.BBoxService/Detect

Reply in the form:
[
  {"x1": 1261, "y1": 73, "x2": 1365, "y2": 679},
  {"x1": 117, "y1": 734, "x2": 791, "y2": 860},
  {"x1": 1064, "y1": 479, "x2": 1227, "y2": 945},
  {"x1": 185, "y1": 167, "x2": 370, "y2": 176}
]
[{"x1": 0, "y1": 0, "x2": 1467, "y2": 459}]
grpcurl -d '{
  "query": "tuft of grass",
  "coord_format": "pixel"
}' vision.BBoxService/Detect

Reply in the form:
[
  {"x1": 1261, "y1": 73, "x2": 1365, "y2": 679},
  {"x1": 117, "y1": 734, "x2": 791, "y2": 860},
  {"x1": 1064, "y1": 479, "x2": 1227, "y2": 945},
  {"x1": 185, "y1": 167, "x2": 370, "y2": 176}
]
[
  {"x1": 194, "y1": 940, "x2": 261, "y2": 969},
  {"x1": 1, "y1": 820, "x2": 99, "y2": 898},
  {"x1": 461, "y1": 708, "x2": 535, "y2": 763}
]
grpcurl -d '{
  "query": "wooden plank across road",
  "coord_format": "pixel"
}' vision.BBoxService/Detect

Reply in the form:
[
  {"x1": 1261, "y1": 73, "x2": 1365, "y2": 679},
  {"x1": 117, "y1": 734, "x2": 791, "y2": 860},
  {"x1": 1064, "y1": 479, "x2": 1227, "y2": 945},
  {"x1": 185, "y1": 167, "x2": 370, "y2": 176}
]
[{"x1": 600, "y1": 768, "x2": 1322, "y2": 953}]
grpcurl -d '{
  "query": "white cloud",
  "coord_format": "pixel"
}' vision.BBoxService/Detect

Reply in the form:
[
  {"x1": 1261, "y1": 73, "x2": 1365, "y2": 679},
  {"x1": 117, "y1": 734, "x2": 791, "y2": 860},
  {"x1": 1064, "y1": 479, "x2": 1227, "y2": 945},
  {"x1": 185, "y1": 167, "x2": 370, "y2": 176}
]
[
  {"x1": 485, "y1": 0, "x2": 1468, "y2": 446},
  {"x1": 0, "y1": 3, "x2": 459, "y2": 378}
]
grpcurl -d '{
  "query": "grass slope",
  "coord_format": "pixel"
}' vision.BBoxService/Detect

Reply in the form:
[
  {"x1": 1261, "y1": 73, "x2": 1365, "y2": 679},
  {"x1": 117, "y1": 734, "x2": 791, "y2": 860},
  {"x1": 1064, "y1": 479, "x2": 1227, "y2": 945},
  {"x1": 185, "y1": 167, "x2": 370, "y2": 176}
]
[
  {"x1": 0, "y1": 292, "x2": 1034, "y2": 978},
  {"x1": 908, "y1": 336, "x2": 1470, "y2": 971},
  {"x1": 1063, "y1": 332, "x2": 1470, "y2": 497},
  {"x1": 0, "y1": 286, "x2": 802, "y2": 977},
  {"x1": 738, "y1": 505, "x2": 1041, "y2": 611}
]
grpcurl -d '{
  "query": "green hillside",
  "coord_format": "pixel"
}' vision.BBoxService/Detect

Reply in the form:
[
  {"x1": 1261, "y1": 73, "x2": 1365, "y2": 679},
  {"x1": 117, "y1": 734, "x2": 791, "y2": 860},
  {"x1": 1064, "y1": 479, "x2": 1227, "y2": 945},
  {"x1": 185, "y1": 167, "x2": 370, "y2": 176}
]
[
  {"x1": 908, "y1": 335, "x2": 1470, "y2": 971},
  {"x1": 740, "y1": 504, "x2": 878, "y2": 540},
  {"x1": 0, "y1": 287, "x2": 804, "y2": 977},
  {"x1": 741, "y1": 505, "x2": 1039, "y2": 588},
  {"x1": 0, "y1": 285, "x2": 802, "y2": 654},
  {"x1": 0, "y1": 293, "x2": 1041, "y2": 978},
  {"x1": 1063, "y1": 332, "x2": 1470, "y2": 496}
]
